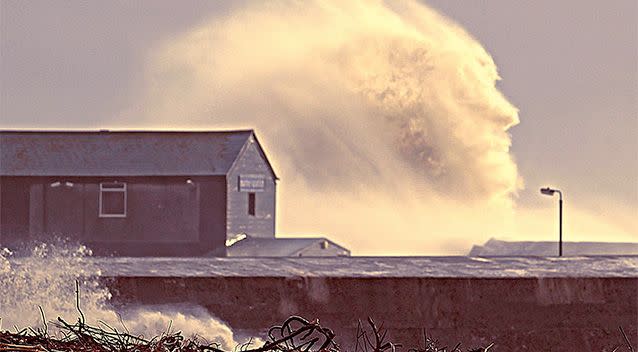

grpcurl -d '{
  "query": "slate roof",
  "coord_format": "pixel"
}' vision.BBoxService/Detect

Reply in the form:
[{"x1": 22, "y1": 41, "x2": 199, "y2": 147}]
[
  {"x1": 226, "y1": 237, "x2": 350, "y2": 257},
  {"x1": 0, "y1": 130, "x2": 267, "y2": 176}
]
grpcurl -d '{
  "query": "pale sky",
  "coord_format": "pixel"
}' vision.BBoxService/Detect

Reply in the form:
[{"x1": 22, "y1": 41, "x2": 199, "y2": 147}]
[
  {"x1": 1, "y1": 1, "x2": 636, "y2": 253},
  {"x1": 427, "y1": 1, "x2": 638, "y2": 209}
]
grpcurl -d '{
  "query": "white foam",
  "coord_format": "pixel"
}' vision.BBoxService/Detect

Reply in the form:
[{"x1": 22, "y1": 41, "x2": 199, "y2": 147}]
[{"x1": 0, "y1": 243, "x2": 238, "y2": 349}]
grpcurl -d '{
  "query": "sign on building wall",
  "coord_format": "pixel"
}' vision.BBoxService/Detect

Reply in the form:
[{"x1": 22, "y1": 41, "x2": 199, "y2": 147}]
[{"x1": 239, "y1": 174, "x2": 265, "y2": 192}]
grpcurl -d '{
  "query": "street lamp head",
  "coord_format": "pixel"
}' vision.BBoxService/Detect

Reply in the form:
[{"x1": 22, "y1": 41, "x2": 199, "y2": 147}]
[{"x1": 540, "y1": 187, "x2": 555, "y2": 196}]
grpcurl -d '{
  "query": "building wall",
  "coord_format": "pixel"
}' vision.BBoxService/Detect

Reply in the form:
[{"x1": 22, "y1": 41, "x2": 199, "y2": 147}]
[
  {"x1": 84, "y1": 178, "x2": 200, "y2": 252},
  {"x1": 226, "y1": 137, "x2": 276, "y2": 240},
  {"x1": 0, "y1": 176, "x2": 227, "y2": 256},
  {"x1": 197, "y1": 177, "x2": 227, "y2": 255},
  {"x1": 0, "y1": 177, "x2": 31, "y2": 245}
]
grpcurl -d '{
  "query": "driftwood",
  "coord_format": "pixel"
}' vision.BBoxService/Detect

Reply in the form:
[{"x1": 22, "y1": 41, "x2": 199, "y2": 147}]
[
  {"x1": 0, "y1": 314, "x2": 335, "y2": 352},
  {"x1": 2, "y1": 314, "x2": 634, "y2": 352},
  {"x1": 0, "y1": 314, "x2": 501, "y2": 352},
  {"x1": 0, "y1": 280, "x2": 338, "y2": 352}
]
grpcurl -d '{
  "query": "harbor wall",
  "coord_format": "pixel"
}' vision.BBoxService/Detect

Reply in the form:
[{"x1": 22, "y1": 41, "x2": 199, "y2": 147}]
[{"x1": 105, "y1": 276, "x2": 637, "y2": 351}]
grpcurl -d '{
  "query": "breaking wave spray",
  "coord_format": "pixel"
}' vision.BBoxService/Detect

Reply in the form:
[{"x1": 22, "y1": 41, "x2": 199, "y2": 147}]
[
  {"x1": 120, "y1": 0, "x2": 523, "y2": 254},
  {"x1": 0, "y1": 244, "x2": 237, "y2": 348}
]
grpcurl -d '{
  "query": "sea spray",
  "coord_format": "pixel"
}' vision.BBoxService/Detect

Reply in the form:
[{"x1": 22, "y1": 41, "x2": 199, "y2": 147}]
[
  {"x1": 118, "y1": 0, "x2": 524, "y2": 254},
  {"x1": 0, "y1": 243, "x2": 236, "y2": 349},
  {"x1": 0, "y1": 242, "x2": 107, "y2": 330},
  {"x1": 127, "y1": 0, "x2": 520, "y2": 201}
]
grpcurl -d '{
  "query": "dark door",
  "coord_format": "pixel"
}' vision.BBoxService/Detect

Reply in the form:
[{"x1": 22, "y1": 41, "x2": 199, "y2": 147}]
[{"x1": 45, "y1": 182, "x2": 84, "y2": 239}]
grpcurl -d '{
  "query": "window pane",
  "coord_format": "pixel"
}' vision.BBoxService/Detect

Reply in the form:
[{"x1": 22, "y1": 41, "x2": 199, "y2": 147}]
[
  {"x1": 102, "y1": 191, "x2": 125, "y2": 215},
  {"x1": 102, "y1": 183, "x2": 125, "y2": 189},
  {"x1": 248, "y1": 193, "x2": 255, "y2": 216}
]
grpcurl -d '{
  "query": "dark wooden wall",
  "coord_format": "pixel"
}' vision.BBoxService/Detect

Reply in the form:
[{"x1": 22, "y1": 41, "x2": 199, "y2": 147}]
[
  {"x1": 0, "y1": 177, "x2": 31, "y2": 245},
  {"x1": 226, "y1": 139, "x2": 276, "y2": 240},
  {"x1": 196, "y1": 176, "x2": 227, "y2": 255},
  {"x1": 0, "y1": 176, "x2": 227, "y2": 256}
]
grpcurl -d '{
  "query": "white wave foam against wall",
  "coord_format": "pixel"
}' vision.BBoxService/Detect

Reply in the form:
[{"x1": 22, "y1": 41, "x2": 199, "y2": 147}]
[{"x1": 0, "y1": 244, "x2": 236, "y2": 349}]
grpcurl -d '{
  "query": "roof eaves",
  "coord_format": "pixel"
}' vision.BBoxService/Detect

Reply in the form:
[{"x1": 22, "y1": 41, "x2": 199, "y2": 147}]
[
  {"x1": 296, "y1": 238, "x2": 351, "y2": 256},
  {"x1": 251, "y1": 132, "x2": 279, "y2": 180},
  {"x1": 226, "y1": 130, "x2": 279, "y2": 180},
  {"x1": 225, "y1": 131, "x2": 253, "y2": 178},
  {"x1": 287, "y1": 238, "x2": 323, "y2": 257},
  {"x1": 0, "y1": 129, "x2": 254, "y2": 176}
]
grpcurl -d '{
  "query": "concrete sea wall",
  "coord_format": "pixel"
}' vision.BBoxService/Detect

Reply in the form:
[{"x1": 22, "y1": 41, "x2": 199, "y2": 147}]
[{"x1": 105, "y1": 276, "x2": 637, "y2": 351}]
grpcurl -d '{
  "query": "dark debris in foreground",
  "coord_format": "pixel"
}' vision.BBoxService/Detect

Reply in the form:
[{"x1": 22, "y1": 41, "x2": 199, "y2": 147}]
[{"x1": 0, "y1": 314, "x2": 501, "y2": 352}]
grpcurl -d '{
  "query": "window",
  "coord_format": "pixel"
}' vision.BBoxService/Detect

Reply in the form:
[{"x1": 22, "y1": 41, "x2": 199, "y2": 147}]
[
  {"x1": 248, "y1": 192, "x2": 256, "y2": 216},
  {"x1": 99, "y1": 182, "x2": 126, "y2": 218}
]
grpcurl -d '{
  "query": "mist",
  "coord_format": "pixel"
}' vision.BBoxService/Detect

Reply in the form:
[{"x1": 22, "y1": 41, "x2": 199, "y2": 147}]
[{"x1": 115, "y1": 0, "x2": 633, "y2": 254}]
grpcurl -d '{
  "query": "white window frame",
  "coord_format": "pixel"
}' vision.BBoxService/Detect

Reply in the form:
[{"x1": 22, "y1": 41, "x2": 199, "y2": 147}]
[{"x1": 99, "y1": 182, "x2": 127, "y2": 218}]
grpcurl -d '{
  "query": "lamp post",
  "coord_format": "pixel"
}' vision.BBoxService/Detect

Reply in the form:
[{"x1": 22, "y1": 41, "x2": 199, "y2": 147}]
[{"x1": 540, "y1": 187, "x2": 563, "y2": 256}]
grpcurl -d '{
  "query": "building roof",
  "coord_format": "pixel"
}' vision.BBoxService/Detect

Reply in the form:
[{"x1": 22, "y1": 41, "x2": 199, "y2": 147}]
[
  {"x1": 469, "y1": 238, "x2": 638, "y2": 256},
  {"x1": 226, "y1": 237, "x2": 350, "y2": 257},
  {"x1": 0, "y1": 130, "x2": 275, "y2": 177}
]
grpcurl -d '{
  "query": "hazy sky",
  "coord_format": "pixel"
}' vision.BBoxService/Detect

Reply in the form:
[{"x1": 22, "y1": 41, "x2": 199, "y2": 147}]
[
  {"x1": 426, "y1": 1, "x2": 638, "y2": 208},
  {"x1": 1, "y1": 1, "x2": 636, "y2": 253}
]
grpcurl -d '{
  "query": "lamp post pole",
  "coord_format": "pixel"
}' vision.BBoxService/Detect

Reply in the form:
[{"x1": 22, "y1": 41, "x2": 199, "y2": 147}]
[
  {"x1": 541, "y1": 187, "x2": 563, "y2": 256},
  {"x1": 558, "y1": 192, "x2": 563, "y2": 256}
]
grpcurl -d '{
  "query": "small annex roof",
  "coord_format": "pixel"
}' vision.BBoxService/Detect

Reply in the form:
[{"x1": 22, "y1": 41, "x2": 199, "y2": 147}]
[
  {"x1": 0, "y1": 130, "x2": 275, "y2": 177},
  {"x1": 226, "y1": 236, "x2": 350, "y2": 257}
]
